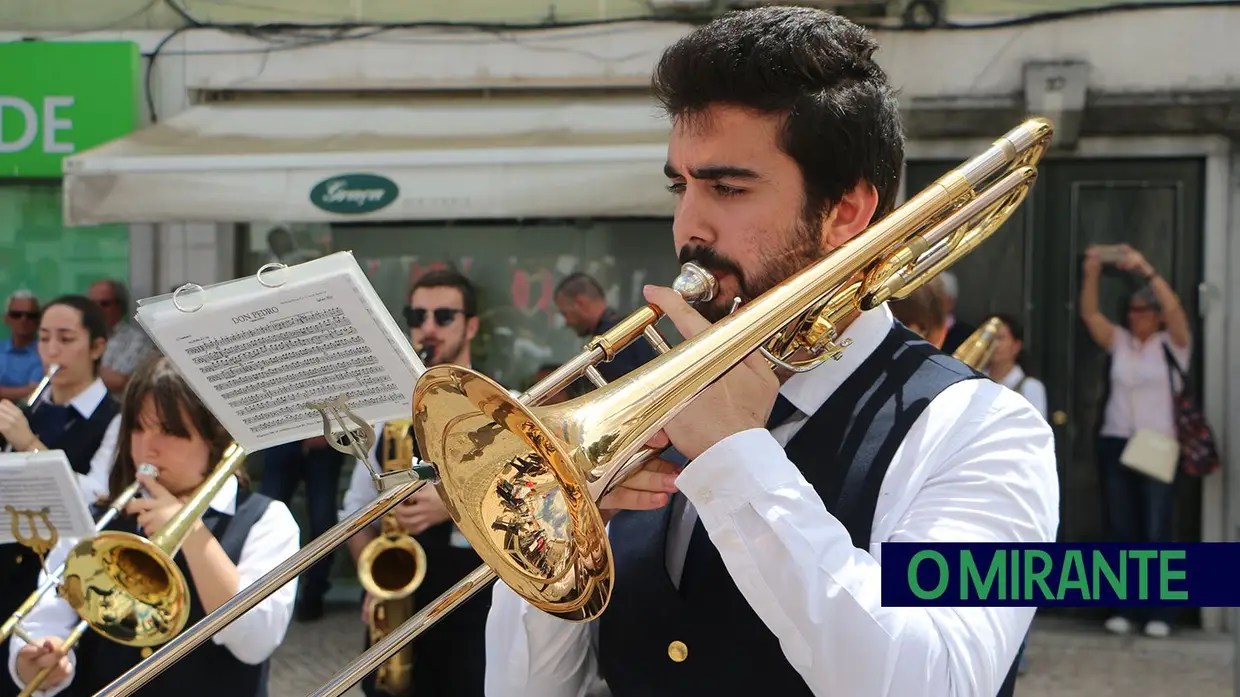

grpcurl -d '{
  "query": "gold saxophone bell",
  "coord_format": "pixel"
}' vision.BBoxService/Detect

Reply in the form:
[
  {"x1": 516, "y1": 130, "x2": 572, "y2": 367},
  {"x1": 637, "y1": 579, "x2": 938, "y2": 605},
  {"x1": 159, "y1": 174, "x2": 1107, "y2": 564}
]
[
  {"x1": 952, "y1": 317, "x2": 1005, "y2": 371},
  {"x1": 356, "y1": 420, "x2": 427, "y2": 695},
  {"x1": 88, "y1": 118, "x2": 1054, "y2": 697}
]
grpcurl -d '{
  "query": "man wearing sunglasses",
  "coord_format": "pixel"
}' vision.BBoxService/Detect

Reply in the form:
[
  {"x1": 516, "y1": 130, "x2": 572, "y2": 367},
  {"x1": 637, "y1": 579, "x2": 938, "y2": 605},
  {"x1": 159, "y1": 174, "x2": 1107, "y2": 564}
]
[
  {"x1": 0, "y1": 290, "x2": 44, "y2": 402},
  {"x1": 341, "y1": 268, "x2": 494, "y2": 697}
]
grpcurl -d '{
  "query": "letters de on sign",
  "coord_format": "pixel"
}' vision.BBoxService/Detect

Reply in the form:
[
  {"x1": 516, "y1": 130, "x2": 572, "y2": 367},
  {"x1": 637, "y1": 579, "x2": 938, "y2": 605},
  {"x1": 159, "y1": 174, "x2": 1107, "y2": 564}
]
[
  {"x1": 0, "y1": 96, "x2": 76, "y2": 155},
  {"x1": 310, "y1": 173, "x2": 400, "y2": 214}
]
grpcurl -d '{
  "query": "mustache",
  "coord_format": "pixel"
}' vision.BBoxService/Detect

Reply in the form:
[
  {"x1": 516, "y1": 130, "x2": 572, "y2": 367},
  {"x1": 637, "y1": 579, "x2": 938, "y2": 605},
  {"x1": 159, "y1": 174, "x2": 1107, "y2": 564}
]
[{"x1": 677, "y1": 246, "x2": 755, "y2": 299}]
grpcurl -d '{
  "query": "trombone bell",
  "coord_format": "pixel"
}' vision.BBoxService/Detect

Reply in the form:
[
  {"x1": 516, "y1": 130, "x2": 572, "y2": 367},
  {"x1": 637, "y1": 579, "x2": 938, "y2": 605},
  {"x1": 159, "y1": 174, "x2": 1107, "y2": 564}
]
[
  {"x1": 413, "y1": 369, "x2": 611, "y2": 620},
  {"x1": 59, "y1": 533, "x2": 190, "y2": 647}
]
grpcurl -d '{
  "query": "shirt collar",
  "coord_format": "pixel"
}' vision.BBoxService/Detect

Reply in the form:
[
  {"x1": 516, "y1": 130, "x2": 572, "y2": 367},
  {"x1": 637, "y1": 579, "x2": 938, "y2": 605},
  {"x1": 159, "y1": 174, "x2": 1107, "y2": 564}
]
[
  {"x1": 207, "y1": 474, "x2": 239, "y2": 515},
  {"x1": 779, "y1": 303, "x2": 895, "y2": 417},
  {"x1": 991, "y1": 365, "x2": 1027, "y2": 391},
  {"x1": 38, "y1": 377, "x2": 109, "y2": 418}
]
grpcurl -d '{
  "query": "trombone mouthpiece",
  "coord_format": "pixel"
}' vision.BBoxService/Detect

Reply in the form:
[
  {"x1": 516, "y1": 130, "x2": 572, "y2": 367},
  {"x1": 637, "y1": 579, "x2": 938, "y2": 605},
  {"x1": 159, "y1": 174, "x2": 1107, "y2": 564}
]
[
  {"x1": 47, "y1": 364, "x2": 61, "y2": 376},
  {"x1": 672, "y1": 263, "x2": 718, "y2": 304},
  {"x1": 136, "y1": 464, "x2": 159, "y2": 479}
]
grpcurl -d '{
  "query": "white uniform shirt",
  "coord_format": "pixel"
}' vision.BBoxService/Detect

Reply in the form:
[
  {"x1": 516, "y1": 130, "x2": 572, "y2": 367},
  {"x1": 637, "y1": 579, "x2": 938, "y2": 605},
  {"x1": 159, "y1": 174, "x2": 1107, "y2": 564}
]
[
  {"x1": 990, "y1": 365, "x2": 1049, "y2": 421},
  {"x1": 1100, "y1": 327, "x2": 1190, "y2": 441},
  {"x1": 484, "y1": 304, "x2": 1061, "y2": 697},
  {"x1": 7, "y1": 475, "x2": 302, "y2": 696}
]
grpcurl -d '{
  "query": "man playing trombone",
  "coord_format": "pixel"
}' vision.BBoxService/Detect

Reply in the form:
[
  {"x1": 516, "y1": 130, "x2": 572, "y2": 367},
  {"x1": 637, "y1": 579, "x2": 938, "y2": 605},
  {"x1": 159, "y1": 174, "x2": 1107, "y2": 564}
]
[{"x1": 484, "y1": 7, "x2": 1059, "y2": 697}]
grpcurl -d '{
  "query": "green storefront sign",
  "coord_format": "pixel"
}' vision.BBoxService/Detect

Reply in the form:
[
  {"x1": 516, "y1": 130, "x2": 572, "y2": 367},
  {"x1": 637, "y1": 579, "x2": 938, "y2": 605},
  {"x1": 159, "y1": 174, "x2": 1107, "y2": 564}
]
[{"x1": 0, "y1": 41, "x2": 140, "y2": 178}]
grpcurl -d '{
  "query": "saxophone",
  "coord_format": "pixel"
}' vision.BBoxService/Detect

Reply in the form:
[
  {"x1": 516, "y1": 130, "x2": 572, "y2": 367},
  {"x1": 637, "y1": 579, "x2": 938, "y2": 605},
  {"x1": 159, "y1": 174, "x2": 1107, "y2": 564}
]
[{"x1": 357, "y1": 420, "x2": 428, "y2": 695}]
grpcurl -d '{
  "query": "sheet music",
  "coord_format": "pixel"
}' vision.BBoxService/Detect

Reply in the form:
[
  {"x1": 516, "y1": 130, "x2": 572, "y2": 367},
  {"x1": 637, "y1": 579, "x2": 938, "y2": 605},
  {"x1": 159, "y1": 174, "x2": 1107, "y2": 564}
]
[
  {"x1": 135, "y1": 252, "x2": 426, "y2": 452},
  {"x1": 0, "y1": 451, "x2": 97, "y2": 545}
]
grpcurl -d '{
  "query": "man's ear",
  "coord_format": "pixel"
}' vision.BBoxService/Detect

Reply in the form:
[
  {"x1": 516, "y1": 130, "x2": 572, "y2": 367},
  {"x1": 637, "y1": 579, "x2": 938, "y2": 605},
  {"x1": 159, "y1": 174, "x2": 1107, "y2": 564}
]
[
  {"x1": 465, "y1": 316, "x2": 480, "y2": 342},
  {"x1": 822, "y1": 180, "x2": 880, "y2": 251}
]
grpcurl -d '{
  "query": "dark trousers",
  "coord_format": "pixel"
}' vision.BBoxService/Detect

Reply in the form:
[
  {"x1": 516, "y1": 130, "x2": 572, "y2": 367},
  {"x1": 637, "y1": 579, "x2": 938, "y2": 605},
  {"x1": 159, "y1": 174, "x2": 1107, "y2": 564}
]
[
  {"x1": 0, "y1": 545, "x2": 41, "y2": 697},
  {"x1": 259, "y1": 441, "x2": 343, "y2": 602},
  {"x1": 1096, "y1": 435, "x2": 1178, "y2": 625},
  {"x1": 359, "y1": 531, "x2": 494, "y2": 697}
]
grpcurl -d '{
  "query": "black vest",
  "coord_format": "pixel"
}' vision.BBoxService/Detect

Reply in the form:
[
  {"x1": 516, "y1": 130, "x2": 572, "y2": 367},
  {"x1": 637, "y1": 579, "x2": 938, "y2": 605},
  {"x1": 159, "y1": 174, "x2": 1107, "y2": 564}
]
[
  {"x1": 597, "y1": 323, "x2": 983, "y2": 697},
  {"x1": 66, "y1": 488, "x2": 274, "y2": 697},
  {"x1": 0, "y1": 393, "x2": 122, "y2": 697},
  {"x1": 37, "y1": 393, "x2": 121, "y2": 477}
]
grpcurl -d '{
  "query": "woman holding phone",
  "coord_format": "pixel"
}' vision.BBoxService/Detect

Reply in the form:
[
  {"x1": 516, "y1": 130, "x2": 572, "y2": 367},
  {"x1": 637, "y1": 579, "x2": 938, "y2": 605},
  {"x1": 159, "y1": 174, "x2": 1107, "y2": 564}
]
[{"x1": 1079, "y1": 243, "x2": 1191, "y2": 638}]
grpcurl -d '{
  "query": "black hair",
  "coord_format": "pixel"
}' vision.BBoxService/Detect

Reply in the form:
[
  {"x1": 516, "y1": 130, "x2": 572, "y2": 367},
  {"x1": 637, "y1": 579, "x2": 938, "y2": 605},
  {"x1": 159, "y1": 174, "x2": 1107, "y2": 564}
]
[
  {"x1": 107, "y1": 355, "x2": 243, "y2": 504},
  {"x1": 41, "y1": 295, "x2": 109, "y2": 374},
  {"x1": 410, "y1": 269, "x2": 478, "y2": 318},
  {"x1": 651, "y1": 5, "x2": 905, "y2": 221},
  {"x1": 554, "y1": 272, "x2": 606, "y2": 302}
]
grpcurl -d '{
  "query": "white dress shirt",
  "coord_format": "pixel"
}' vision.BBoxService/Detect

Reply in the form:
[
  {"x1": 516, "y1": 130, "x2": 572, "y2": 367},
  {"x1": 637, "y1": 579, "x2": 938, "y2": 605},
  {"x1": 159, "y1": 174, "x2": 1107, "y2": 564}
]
[
  {"x1": 989, "y1": 365, "x2": 1049, "y2": 421},
  {"x1": 1100, "y1": 327, "x2": 1190, "y2": 441},
  {"x1": 484, "y1": 303, "x2": 1061, "y2": 697},
  {"x1": 7, "y1": 475, "x2": 302, "y2": 696}
]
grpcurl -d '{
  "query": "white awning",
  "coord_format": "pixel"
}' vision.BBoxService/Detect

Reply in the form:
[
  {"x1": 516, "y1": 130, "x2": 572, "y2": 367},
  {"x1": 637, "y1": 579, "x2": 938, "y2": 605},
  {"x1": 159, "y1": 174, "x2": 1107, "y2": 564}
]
[{"x1": 62, "y1": 96, "x2": 675, "y2": 226}]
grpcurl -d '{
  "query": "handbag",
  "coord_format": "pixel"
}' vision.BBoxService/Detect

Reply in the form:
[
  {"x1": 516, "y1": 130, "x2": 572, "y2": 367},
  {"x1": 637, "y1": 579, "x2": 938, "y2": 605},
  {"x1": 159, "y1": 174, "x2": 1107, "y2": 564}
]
[{"x1": 1162, "y1": 343, "x2": 1221, "y2": 477}]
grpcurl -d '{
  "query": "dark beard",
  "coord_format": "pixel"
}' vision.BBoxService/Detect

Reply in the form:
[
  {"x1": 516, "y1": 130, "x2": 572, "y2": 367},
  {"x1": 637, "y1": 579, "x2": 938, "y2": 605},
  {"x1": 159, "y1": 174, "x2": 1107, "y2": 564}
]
[{"x1": 678, "y1": 218, "x2": 823, "y2": 324}]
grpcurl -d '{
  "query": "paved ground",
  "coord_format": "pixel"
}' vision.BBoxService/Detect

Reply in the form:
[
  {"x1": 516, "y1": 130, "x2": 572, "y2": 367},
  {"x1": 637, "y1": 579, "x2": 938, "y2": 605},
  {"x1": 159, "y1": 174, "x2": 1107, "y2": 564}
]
[{"x1": 269, "y1": 597, "x2": 1233, "y2": 697}]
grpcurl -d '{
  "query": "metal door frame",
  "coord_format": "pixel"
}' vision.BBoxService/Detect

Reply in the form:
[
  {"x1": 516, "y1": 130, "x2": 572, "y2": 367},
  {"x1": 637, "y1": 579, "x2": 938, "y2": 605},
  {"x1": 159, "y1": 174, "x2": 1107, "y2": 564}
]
[{"x1": 902, "y1": 134, "x2": 1233, "y2": 632}]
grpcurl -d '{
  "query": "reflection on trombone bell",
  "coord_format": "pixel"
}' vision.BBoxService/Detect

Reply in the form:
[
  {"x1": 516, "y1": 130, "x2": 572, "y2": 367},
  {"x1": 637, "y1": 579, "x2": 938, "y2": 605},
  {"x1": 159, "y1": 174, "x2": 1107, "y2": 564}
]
[
  {"x1": 86, "y1": 116, "x2": 1054, "y2": 697},
  {"x1": 0, "y1": 464, "x2": 156, "y2": 647},
  {"x1": 952, "y1": 317, "x2": 1004, "y2": 371},
  {"x1": 12, "y1": 446, "x2": 247, "y2": 697}
]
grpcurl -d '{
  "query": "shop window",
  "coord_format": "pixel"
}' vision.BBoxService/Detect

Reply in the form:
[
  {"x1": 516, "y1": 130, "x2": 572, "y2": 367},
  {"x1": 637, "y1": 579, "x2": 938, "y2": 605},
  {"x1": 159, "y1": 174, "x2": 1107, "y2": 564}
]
[
  {"x1": 241, "y1": 219, "x2": 681, "y2": 391},
  {"x1": 0, "y1": 183, "x2": 129, "y2": 340}
]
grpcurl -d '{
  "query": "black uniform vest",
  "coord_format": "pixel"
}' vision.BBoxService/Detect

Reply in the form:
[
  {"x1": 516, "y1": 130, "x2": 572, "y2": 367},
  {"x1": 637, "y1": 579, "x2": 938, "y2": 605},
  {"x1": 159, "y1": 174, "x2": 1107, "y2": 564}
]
[
  {"x1": 0, "y1": 394, "x2": 120, "y2": 697},
  {"x1": 65, "y1": 488, "x2": 274, "y2": 697},
  {"x1": 597, "y1": 323, "x2": 983, "y2": 697}
]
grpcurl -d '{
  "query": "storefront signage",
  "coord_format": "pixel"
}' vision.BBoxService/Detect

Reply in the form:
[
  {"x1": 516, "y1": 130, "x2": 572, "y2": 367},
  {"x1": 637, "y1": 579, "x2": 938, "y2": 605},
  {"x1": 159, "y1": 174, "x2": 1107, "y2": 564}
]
[
  {"x1": 310, "y1": 173, "x2": 400, "y2": 214},
  {"x1": 0, "y1": 42, "x2": 140, "y2": 178}
]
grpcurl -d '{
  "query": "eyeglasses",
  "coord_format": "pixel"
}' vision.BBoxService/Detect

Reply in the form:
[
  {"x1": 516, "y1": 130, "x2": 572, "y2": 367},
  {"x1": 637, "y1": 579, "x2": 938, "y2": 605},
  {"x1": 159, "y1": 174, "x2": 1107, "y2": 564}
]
[
  {"x1": 7, "y1": 310, "x2": 38, "y2": 320},
  {"x1": 403, "y1": 307, "x2": 465, "y2": 328}
]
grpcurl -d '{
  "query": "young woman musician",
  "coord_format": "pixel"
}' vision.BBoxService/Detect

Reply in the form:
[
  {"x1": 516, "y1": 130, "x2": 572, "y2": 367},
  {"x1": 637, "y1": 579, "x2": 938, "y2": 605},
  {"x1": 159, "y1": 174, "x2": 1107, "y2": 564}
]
[
  {"x1": 0, "y1": 296, "x2": 119, "y2": 697},
  {"x1": 7, "y1": 356, "x2": 302, "y2": 697},
  {"x1": 0, "y1": 295, "x2": 119, "y2": 500}
]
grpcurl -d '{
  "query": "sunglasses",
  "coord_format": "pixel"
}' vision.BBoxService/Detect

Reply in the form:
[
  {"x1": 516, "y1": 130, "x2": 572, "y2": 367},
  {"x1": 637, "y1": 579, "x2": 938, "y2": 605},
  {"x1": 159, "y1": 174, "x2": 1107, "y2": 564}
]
[
  {"x1": 7, "y1": 310, "x2": 38, "y2": 320},
  {"x1": 403, "y1": 307, "x2": 465, "y2": 328}
]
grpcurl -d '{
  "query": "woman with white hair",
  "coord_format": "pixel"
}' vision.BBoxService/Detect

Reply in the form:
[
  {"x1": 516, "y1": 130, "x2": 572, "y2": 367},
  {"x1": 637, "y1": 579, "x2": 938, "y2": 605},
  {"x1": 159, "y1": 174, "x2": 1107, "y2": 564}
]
[{"x1": 1079, "y1": 243, "x2": 1191, "y2": 639}]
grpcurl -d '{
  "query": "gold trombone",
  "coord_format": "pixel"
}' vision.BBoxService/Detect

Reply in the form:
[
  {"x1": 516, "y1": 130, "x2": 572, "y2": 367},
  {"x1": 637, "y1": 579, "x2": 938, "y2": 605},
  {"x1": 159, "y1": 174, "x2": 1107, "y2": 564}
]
[
  {"x1": 92, "y1": 117, "x2": 1053, "y2": 697},
  {"x1": 356, "y1": 420, "x2": 427, "y2": 695},
  {"x1": 952, "y1": 316, "x2": 1005, "y2": 371},
  {"x1": 16, "y1": 443, "x2": 248, "y2": 696}
]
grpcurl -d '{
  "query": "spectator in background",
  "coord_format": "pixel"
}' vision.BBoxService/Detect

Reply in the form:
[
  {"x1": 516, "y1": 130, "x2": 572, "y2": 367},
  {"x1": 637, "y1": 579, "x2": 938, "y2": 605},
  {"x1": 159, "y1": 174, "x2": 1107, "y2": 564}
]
[
  {"x1": 553, "y1": 273, "x2": 658, "y2": 383},
  {"x1": 0, "y1": 290, "x2": 44, "y2": 402},
  {"x1": 87, "y1": 279, "x2": 156, "y2": 394},
  {"x1": 1080, "y1": 243, "x2": 1191, "y2": 639},
  {"x1": 888, "y1": 276, "x2": 950, "y2": 349},
  {"x1": 938, "y1": 271, "x2": 977, "y2": 353}
]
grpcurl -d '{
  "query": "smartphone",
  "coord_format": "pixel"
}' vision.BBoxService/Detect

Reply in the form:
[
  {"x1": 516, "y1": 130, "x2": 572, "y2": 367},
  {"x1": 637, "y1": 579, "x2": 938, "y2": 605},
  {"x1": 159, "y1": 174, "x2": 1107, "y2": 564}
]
[{"x1": 1093, "y1": 244, "x2": 1127, "y2": 264}]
